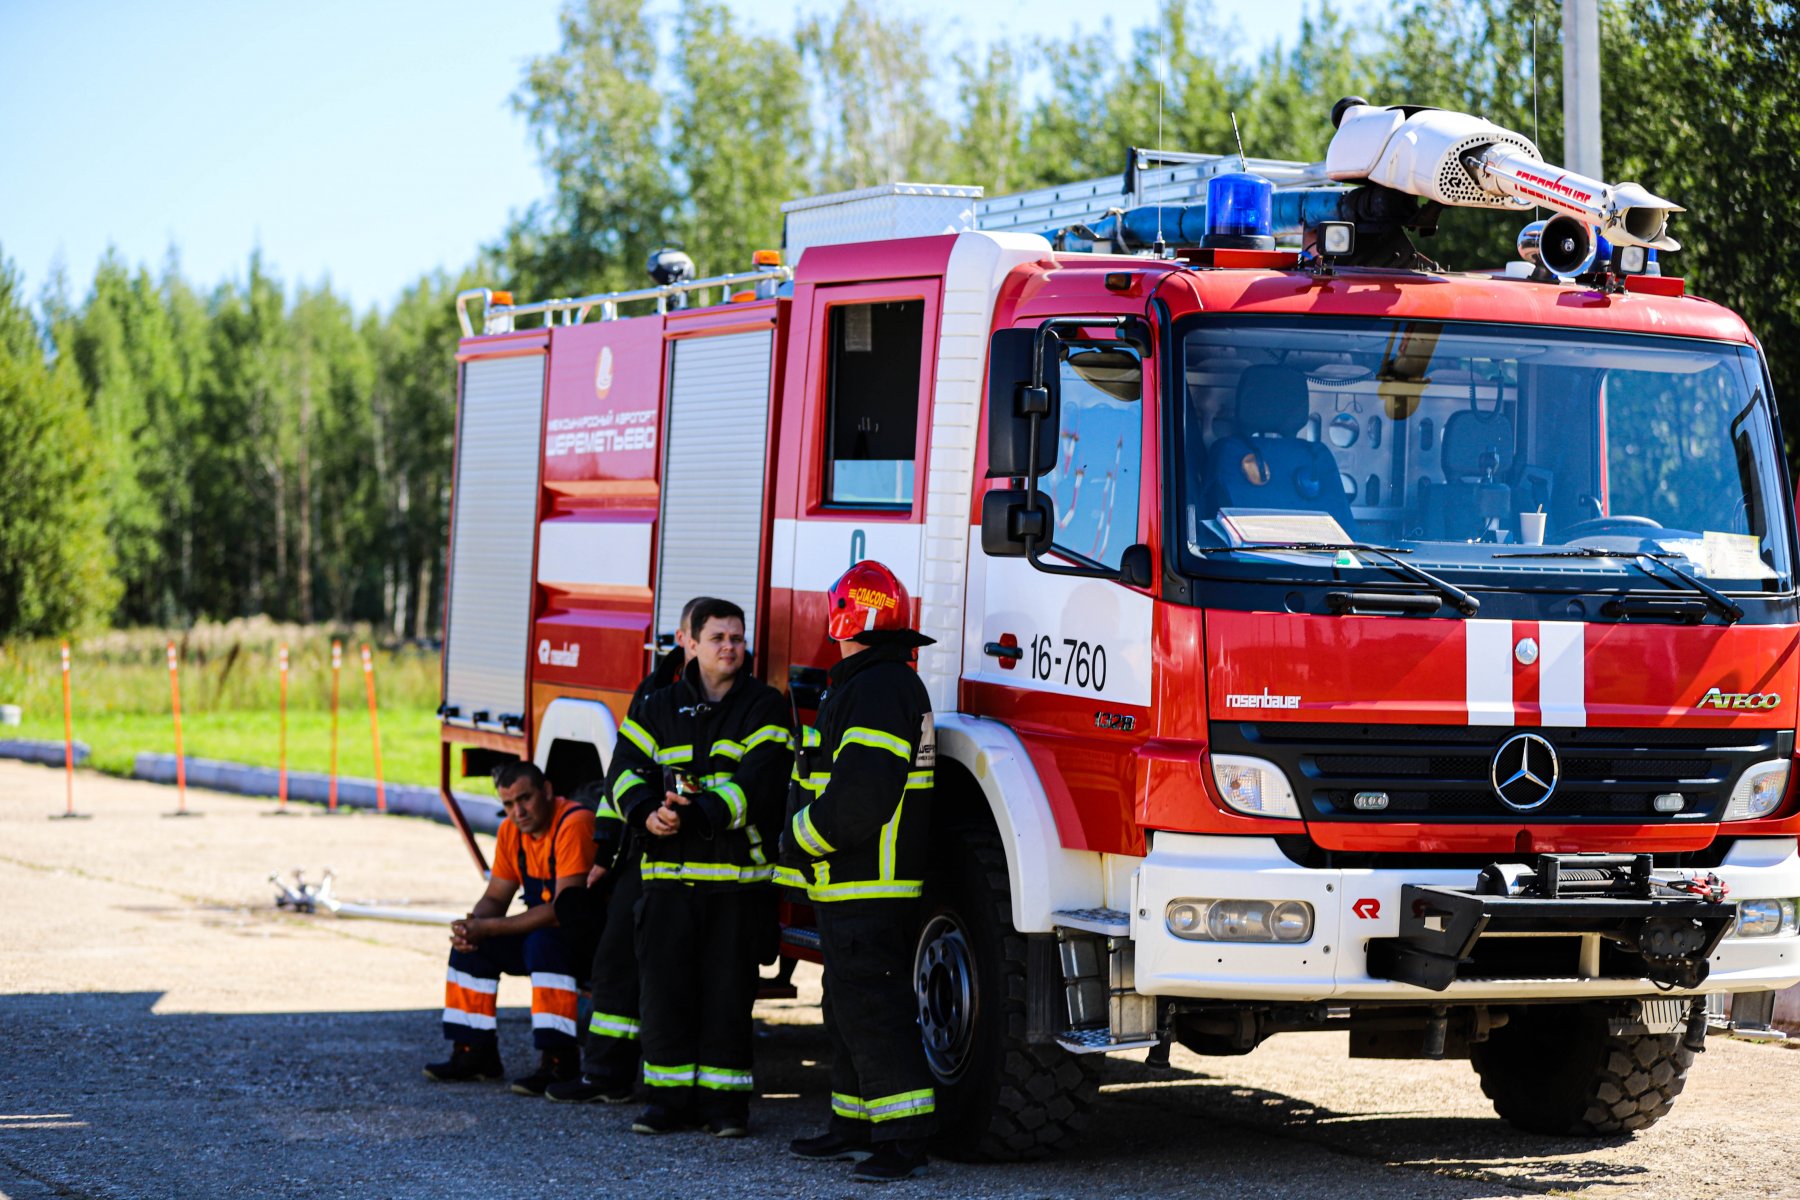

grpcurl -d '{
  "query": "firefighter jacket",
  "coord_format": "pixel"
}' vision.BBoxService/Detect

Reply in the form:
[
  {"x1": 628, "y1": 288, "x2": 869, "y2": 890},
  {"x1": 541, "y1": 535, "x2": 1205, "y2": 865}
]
[
  {"x1": 607, "y1": 661, "x2": 793, "y2": 890},
  {"x1": 776, "y1": 641, "x2": 935, "y2": 903},
  {"x1": 591, "y1": 647, "x2": 687, "y2": 872}
]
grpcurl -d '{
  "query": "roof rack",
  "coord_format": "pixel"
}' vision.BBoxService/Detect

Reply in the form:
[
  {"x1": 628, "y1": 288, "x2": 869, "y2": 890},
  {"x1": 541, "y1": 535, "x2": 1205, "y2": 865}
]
[
  {"x1": 975, "y1": 147, "x2": 1331, "y2": 237},
  {"x1": 455, "y1": 264, "x2": 792, "y2": 337}
]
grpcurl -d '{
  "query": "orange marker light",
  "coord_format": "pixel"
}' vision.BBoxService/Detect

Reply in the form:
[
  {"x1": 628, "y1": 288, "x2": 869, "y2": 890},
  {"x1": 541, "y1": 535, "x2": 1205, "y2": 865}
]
[
  {"x1": 362, "y1": 643, "x2": 386, "y2": 815},
  {"x1": 752, "y1": 249, "x2": 782, "y2": 267},
  {"x1": 491, "y1": 290, "x2": 514, "y2": 306},
  {"x1": 328, "y1": 640, "x2": 342, "y2": 813}
]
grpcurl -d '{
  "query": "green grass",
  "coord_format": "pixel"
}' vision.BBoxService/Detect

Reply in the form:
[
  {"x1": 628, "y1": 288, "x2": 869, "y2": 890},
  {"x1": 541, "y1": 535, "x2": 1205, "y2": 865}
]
[{"x1": 1, "y1": 620, "x2": 492, "y2": 796}]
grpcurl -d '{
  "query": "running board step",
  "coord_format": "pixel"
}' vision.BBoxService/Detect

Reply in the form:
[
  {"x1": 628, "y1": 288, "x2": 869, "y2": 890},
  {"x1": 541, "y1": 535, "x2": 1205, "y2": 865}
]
[
  {"x1": 1055, "y1": 1027, "x2": 1161, "y2": 1055},
  {"x1": 1052, "y1": 906, "x2": 1131, "y2": 936}
]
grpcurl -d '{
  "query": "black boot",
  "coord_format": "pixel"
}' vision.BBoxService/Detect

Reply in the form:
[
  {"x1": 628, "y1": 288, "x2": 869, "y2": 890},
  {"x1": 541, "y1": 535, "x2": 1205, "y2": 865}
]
[
  {"x1": 789, "y1": 1130, "x2": 872, "y2": 1162},
  {"x1": 509, "y1": 1049, "x2": 579, "y2": 1096},
  {"x1": 851, "y1": 1141, "x2": 928, "y2": 1183},
  {"x1": 544, "y1": 1074, "x2": 635, "y2": 1104},
  {"x1": 423, "y1": 1041, "x2": 503, "y2": 1083}
]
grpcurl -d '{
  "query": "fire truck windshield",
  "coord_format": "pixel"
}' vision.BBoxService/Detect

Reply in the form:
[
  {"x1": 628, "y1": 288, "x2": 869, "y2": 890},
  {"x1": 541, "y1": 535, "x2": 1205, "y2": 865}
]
[{"x1": 1176, "y1": 316, "x2": 1791, "y2": 596}]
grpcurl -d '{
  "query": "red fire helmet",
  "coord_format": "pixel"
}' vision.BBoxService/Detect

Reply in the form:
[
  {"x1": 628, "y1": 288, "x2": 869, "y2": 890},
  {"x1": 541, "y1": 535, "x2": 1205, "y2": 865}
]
[{"x1": 826, "y1": 560, "x2": 910, "y2": 641}]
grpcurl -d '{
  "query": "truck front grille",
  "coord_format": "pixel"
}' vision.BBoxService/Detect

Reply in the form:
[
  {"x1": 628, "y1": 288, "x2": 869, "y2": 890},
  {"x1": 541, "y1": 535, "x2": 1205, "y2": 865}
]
[{"x1": 1214, "y1": 722, "x2": 1790, "y2": 824}]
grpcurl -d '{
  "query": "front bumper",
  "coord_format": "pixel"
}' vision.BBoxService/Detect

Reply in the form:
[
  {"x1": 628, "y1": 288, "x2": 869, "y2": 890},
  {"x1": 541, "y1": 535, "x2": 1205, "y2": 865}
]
[{"x1": 1132, "y1": 834, "x2": 1800, "y2": 1002}]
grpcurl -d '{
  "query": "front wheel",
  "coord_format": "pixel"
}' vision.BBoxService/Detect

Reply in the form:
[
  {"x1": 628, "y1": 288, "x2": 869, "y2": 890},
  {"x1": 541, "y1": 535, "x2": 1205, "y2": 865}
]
[
  {"x1": 915, "y1": 829, "x2": 1096, "y2": 1160},
  {"x1": 1470, "y1": 1003, "x2": 1696, "y2": 1135}
]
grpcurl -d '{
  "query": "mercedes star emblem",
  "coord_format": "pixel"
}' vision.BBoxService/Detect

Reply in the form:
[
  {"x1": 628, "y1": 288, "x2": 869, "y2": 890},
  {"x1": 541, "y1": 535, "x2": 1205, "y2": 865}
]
[{"x1": 1490, "y1": 732, "x2": 1560, "y2": 811}]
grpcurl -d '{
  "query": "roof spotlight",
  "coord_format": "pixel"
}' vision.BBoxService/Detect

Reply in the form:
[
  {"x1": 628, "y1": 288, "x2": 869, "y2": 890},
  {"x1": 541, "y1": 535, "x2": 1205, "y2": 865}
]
[{"x1": 646, "y1": 247, "x2": 696, "y2": 287}]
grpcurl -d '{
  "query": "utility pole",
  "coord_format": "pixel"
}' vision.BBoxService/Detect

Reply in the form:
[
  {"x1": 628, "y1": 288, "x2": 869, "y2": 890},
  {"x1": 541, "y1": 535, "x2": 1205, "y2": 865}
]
[{"x1": 1563, "y1": 0, "x2": 1603, "y2": 177}]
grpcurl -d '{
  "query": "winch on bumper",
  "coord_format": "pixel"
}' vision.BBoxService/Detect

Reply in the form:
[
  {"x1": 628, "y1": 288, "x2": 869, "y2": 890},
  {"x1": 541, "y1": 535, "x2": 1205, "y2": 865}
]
[
  {"x1": 1367, "y1": 854, "x2": 1733, "y2": 991},
  {"x1": 1131, "y1": 834, "x2": 1800, "y2": 1001}
]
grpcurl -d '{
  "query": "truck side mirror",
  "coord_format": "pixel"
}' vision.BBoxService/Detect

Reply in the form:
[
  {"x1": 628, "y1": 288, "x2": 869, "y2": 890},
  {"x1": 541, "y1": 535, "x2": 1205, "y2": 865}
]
[
  {"x1": 980, "y1": 487, "x2": 1054, "y2": 557},
  {"x1": 1118, "y1": 543, "x2": 1154, "y2": 589},
  {"x1": 986, "y1": 328, "x2": 1058, "y2": 478}
]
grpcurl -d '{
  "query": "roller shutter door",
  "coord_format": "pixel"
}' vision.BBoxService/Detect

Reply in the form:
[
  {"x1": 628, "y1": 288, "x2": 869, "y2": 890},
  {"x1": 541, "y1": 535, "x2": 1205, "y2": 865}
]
[
  {"x1": 442, "y1": 354, "x2": 545, "y2": 727},
  {"x1": 655, "y1": 332, "x2": 774, "y2": 642}
]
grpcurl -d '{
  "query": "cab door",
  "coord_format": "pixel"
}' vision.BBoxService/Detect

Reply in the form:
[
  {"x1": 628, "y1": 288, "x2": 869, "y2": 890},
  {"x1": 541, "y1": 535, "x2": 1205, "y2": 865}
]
[
  {"x1": 962, "y1": 326, "x2": 1159, "y2": 855},
  {"x1": 768, "y1": 278, "x2": 942, "y2": 713}
]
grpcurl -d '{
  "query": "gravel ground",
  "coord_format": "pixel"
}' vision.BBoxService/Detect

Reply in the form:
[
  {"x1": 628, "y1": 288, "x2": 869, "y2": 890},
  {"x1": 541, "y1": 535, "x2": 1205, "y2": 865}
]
[{"x1": 2, "y1": 759, "x2": 1797, "y2": 1200}]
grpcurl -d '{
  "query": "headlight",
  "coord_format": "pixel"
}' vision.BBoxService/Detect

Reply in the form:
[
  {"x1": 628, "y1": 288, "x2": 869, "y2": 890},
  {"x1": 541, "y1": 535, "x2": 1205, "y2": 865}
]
[
  {"x1": 1724, "y1": 760, "x2": 1791, "y2": 821},
  {"x1": 1210, "y1": 754, "x2": 1302, "y2": 820},
  {"x1": 1164, "y1": 898, "x2": 1314, "y2": 943},
  {"x1": 1735, "y1": 898, "x2": 1798, "y2": 938}
]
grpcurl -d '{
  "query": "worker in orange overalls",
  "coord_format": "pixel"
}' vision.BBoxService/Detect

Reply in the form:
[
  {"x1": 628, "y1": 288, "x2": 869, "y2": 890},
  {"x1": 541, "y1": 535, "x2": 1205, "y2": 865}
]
[{"x1": 426, "y1": 761, "x2": 594, "y2": 1095}]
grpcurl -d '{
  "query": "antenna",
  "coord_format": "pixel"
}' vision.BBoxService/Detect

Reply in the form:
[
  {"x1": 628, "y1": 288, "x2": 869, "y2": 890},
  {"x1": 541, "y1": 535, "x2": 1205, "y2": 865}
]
[
  {"x1": 1231, "y1": 111, "x2": 1248, "y2": 172},
  {"x1": 1154, "y1": 19, "x2": 1166, "y2": 254},
  {"x1": 1531, "y1": 9, "x2": 1540, "y2": 218}
]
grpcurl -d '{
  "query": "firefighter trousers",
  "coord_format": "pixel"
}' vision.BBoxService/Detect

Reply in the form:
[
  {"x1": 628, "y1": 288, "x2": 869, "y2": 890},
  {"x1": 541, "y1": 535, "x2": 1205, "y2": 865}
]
[
  {"x1": 579, "y1": 855, "x2": 643, "y2": 1088},
  {"x1": 634, "y1": 883, "x2": 762, "y2": 1119},
  {"x1": 817, "y1": 898, "x2": 939, "y2": 1143},
  {"x1": 444, "y1": 925, "x2": 580, "y2": 1051}
]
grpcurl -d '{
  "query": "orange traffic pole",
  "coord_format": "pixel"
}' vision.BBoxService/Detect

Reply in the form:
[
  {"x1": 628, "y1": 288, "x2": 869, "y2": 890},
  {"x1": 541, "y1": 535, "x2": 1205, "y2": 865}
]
[
  {"x1": 164, "y1": 640, "x2": 198, "y2": 817},
  {"x1": 264, "y1": 644, "x2": 295, "y2": 816},
  {"x1": 361, "y1": 643, "x2": 386, "y2": 814},
  {"x1": 52, "y1": 641, "x2": 88, "y2": 820},
  {"x1": 327, "y1": 639, "x2": 342, "y2": 813}
]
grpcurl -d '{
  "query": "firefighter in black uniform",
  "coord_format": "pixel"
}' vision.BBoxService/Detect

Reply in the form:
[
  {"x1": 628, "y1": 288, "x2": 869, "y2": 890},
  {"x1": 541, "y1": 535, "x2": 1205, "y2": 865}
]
[
  {"x1": 546, "y1": 596, "x2": 719, "y2": 1105},
  {"x1": 780, "y1": 560, "x2": 937, "y2": 1183},
  {"x1": 607, "y1": 597, "x2": 793, "y2": 1137}
]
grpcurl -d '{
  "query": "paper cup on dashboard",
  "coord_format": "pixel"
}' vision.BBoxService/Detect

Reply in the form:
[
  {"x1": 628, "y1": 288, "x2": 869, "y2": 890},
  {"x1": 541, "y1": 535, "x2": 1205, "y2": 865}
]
[{"x1": 1520, "y1": 511, "x2": 1547, "y2": 545}]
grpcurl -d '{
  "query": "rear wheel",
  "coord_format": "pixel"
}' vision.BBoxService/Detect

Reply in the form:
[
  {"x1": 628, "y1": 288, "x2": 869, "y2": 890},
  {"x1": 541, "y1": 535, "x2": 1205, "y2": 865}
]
[
  {"x1": 1470, "y1": 1003, "x2": 1696, "y2": 1135},
  {"x1": 915, "y1": 829, "x2": 1096, "y2": 1160}
]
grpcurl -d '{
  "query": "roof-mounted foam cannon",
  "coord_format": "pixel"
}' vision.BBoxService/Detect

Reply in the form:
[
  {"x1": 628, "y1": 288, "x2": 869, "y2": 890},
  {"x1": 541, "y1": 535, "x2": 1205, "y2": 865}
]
[{"x1": 1325, "y1": 99, "x2": 1682, "y2": 251}]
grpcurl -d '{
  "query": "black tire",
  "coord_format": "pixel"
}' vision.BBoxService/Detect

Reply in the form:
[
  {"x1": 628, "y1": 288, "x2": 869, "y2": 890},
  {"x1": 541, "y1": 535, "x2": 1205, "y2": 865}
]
[
  {"x1": 915, "y1": 829, "x2": 1097, "y2": 1161},
  {"x1": 1470, "y1": 1003, "x2": 1695, "y2": 1135}
]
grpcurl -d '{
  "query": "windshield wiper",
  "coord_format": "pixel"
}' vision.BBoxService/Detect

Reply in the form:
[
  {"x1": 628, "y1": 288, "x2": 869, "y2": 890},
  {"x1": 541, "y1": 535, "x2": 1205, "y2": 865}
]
[
  {"x1": 1493, "y1": 548, "x2": 1745, "y2": 623},
  {"x1": 1194, "y1": 542, "x2": 1480, "y2": 616}
]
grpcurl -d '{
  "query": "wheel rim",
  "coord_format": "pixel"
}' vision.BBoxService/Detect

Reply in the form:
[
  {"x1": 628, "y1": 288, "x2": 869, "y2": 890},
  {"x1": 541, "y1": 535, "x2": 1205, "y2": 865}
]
[{"x1": 915, "y1": 912, "x2": 978, "y2": 1081}]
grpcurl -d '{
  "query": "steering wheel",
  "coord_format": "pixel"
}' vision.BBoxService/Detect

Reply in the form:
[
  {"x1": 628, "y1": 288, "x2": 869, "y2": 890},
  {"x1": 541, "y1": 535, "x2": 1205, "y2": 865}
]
[{"x1": 1560, "y1": 515, "x2": 1664, "y2": 539}]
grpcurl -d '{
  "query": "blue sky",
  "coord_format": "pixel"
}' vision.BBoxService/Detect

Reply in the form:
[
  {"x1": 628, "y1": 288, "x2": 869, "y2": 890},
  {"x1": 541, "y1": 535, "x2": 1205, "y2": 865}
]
[{"x1": 1, "y1": 0, "x2": 1384, "y2": 315}]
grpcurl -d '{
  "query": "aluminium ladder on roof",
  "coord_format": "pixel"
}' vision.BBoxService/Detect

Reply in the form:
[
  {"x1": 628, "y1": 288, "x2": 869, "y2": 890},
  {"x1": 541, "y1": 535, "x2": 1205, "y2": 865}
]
[{"x1": 974, "y1": 148, "x2": 1332, "y2": 237}]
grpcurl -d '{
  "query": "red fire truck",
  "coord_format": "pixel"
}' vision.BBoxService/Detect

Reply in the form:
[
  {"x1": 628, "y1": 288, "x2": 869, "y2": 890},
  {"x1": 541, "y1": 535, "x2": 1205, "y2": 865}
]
[{"x1": 437, "y1": 101, "x2": 1800, "y2": 1156}]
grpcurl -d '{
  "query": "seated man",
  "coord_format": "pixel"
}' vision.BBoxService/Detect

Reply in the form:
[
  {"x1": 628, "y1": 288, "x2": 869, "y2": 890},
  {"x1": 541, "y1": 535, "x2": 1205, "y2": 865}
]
[
  {"x1": 425, "y1": 761, "x2": 594, "y2": 1094},
  {"x1": 1204, "y1": 364, "x2": 1356, "y2": 536}
]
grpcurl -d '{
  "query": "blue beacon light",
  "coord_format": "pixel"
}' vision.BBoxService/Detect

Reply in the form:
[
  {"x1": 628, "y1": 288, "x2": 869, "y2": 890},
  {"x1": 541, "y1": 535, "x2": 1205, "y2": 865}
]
[{"x1": 1203, "y1": 172, "x2": 1276, "y2": 251}]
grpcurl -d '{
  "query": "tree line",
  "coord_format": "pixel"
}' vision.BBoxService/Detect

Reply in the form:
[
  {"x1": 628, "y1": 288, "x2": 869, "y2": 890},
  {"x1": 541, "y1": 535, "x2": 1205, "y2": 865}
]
[{"x1": 2, "y1": 0, "x2": 1795, "y2": 639}]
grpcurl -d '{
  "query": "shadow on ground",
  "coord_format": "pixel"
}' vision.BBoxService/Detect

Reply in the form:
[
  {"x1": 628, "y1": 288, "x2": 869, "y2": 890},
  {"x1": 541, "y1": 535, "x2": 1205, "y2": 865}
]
[{"x1": 0, "y1": 992, "x2": 1640, "y2": 1200}]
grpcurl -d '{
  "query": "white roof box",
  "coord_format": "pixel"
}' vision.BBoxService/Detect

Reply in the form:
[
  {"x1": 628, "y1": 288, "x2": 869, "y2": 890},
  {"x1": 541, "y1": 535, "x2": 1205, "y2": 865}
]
[{"x1": 781, "y1": 182, "x2": 981, "y2": 264}]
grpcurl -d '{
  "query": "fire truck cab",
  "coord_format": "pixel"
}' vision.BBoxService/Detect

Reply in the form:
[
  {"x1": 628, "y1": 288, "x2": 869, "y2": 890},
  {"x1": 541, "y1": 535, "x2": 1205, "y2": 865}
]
[{"x1": 440, "y1": 103, "x2": 1800, "y2": 1155}]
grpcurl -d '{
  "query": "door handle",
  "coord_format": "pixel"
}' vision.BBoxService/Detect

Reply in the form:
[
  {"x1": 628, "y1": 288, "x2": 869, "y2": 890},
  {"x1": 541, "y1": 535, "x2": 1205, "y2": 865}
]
[{"x1": 983, "y1": 641, "x2": 1023, "y2": 661}]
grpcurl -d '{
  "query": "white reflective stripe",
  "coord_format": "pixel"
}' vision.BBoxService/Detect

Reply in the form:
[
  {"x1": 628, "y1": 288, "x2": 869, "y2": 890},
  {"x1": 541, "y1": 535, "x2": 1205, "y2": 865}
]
[
  {"x1": 904, "y1": 769, "x2": 933, "y2": 789},
  {"x1": 589, "y1": 1012, "x2": 641, "y2": 1038},
  {"x1": 531, "y1": 1012, "x2": 579, "y2": 1037},
  {"x1": 619, "y1": 720, "x2": 657, "y2": 756},
  {"x1": 655, "y1": 746, "x2": 694, "y2": 764},
  {"x1": 1465, "y1": 619, "x2": 1514, "y2": 726},
  {"x1": 712, "y1": 739, "x2": 746, "y2": 760},
  {"x1": 742, "y1": 724, "x2": 793, "y2": 753},
  {"x1": 1538, "y1": 621, "x2": 1587, "y2": 727},
  {"x1": 443, "y1": 1007, "x2": 498, "y2": 1030},
  {"x1": 807, "y1": 880, "x2": 924, "y2": 901},
  {"x1": 836, "y1": 726, "x2": 911, "y2": 760},
  {"x1": 715, "y1": 780, "x2": 748, "y2": 828},
  {"x1": 446, "y1": 968, "x2": 499, "y2": 994},
  {"x1": 697, "y1": 1067, "x2": 755, "y2": 1090},
  {"x1": 878, "y1": 794, "x2": 905, "y2": 882},
  {"x1": 832, "y1": 1093, "x2": 868, "y2": 1118},
  {"x1": 644, "y1": 1063, "x2": 697, "y2": 1086},
  {"x1": 865, "y1": 1089, "x2": 936, "y2": 1120},
  {"x1": 529, "y1": 972, "x2": 579, "y2": 993}
]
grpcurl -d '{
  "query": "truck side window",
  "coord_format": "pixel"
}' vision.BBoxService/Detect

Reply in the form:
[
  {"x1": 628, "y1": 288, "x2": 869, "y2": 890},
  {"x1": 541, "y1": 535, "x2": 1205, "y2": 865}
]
[
  {"x1": 825, "y1": 299, "x2": 924, "y2": 506},
  {"x1": 1045, "y1": 344, "x2": 1143, "y2": 569}
]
